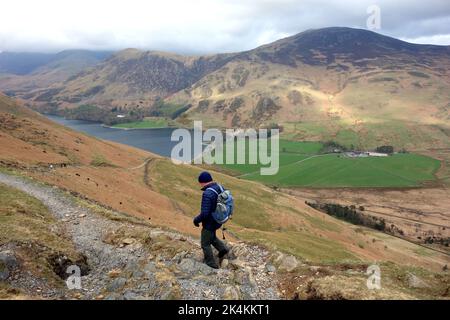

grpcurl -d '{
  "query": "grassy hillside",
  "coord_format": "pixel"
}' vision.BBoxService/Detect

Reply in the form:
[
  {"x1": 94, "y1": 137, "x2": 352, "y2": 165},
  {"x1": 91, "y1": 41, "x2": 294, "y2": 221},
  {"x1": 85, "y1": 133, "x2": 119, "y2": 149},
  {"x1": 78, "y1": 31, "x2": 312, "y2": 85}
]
[
  {"x1": 0, "y1": 93, "x2": 448, "y2": 273},
  {"x1": 148, "y1": 158, "x2": 449, "y2": 268},
  {"x1": 0, "y1": 183, "x2": 86, "y2": 298}
]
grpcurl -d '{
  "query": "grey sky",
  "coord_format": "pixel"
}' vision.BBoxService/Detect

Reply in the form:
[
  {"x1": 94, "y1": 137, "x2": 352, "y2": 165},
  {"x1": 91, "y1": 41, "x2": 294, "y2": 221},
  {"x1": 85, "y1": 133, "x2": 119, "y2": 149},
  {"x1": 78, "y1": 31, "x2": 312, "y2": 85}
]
[{"x1": 1, "y1": 0, "x2": 449, "y2": 54}]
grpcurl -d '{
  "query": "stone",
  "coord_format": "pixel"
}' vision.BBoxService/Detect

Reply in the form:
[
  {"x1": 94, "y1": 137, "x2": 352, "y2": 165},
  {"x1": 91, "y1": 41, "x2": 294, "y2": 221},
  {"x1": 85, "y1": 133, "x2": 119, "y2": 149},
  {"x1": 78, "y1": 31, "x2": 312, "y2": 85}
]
[
  {"x1": 123, "y1": 290, "x2": 144, "y2": 300},
  {"x1": 178, "y1": 258, "x2": 196, "y2": 273},
  {"x1": 204, "y1": 289, "x2": 212, "y2": 296},
  {"x1": 73, "y1": 293, "x2": 83, "y2": 299},
  {"x1": 246, "y1": 267, "x2": 257, "y2": 287},
  {"x1": 229, "y1": 258, "x2": 246, "y2": 270},
  {"x1": 230, "y1": 245, "x2": 246, "y2": 257},
  {"x1": 234, "y1": 269, "x2": 251, "y2": 286},
  {"x1": 159, "y1": 284, "x2": 182, "y2": 300},
  {"x1": 178, "y1": 258, "x2": 216, "y2": 276},
  {"x1": 78, "y1": 214, "x2": 87, "y2": 218},
  {"x1": 278, "y1": 255, "x2": 298, "y2": 272},
  {"x1": 122, "y1": 238, "x2": 135, "y2": 245},
  {"x1": 198, "y1": 263, "x2": 217, "y2": 275},
  {"x1": 265, "y1": 264, "x2": 276, "y2": 273},
  {"x1": 125, "y1": 261, "x2": 139, "y2": 272},
  {"x1": 105, "y1": 293, "x2": 124, "y2": 300},
  {"x1": 273, "y1": 252, "x2": 285, "y2": 265},
  {"x1": 223, "y1": 286, "x2": 240, "y2": 300},
  {"x1": 221, "y1": 259, "x2": 229, "y2": 269},
  {"x1": 106, "y1": 277, "x2": 127, "y2": 292},
  {"x1": 132, "y1": 270, "x2": 144, "y2": 278},
  {"x1": 309, "y1": 266, "x2": 321, "y2": 272},
  {"x1": 407, "y1": 273, "x2": 430, "y2": 289},
  {"x1": 172, "y1": 251, "x2": 188, "y2": 263},
  {"x1": 144, "y1": 262, "x2": 157, "y2": 274},
  {"x1": 0, "y1": 251, "x2": 19, "y2": 280}
]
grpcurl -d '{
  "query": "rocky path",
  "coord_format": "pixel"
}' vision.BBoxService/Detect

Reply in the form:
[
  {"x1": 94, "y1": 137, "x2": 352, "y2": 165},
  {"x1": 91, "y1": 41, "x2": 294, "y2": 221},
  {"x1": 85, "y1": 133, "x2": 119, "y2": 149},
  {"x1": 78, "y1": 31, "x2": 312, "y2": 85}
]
[{"x1": 0, "y1": 172, "x2": 281, "y2": 300}]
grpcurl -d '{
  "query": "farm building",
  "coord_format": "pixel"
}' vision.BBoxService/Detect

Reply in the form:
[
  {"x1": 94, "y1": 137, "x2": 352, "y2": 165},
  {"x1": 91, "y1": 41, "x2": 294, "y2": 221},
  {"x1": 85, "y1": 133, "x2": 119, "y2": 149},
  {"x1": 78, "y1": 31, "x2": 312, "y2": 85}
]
[
  {"x1": 344, "y1": 152, "x2": 368, "y2": 158},
  {"x1": 344, "y1": 151, "x2": 389, "y2": 158},
  {"x1": 367, "y1": 152, "x2": 389, "y2": 157}
]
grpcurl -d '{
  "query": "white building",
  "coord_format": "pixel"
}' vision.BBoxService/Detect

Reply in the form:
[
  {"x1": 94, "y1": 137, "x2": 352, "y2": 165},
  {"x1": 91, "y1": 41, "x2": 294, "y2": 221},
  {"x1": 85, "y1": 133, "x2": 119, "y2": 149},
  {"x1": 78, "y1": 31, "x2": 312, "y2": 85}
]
[{"x1": 367, "y1": 152, "x2": 389, "y2": 157}]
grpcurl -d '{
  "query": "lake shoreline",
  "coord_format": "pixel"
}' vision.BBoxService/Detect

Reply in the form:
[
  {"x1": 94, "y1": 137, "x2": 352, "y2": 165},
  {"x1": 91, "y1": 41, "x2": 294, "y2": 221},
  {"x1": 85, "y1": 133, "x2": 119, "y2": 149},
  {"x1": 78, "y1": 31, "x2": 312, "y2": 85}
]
[{"x1": 101, "y1": 124, "x2": 173, "y2": 131}]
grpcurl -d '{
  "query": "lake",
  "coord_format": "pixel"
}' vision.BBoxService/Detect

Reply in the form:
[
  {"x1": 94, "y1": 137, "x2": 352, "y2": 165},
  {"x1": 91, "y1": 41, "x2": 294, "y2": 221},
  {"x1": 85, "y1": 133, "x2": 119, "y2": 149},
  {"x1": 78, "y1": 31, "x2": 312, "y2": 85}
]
[{"x1": 45, "y1": 115, "x2": 193, "y2": 159}]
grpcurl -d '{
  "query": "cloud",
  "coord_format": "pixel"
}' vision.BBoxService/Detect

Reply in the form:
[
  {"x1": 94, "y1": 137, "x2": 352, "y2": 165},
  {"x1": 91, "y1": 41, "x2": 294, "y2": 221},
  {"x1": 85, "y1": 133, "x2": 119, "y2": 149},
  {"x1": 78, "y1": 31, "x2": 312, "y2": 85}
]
[{"x1": 0, "y1": 0, "x2": 449, "y2": 53}]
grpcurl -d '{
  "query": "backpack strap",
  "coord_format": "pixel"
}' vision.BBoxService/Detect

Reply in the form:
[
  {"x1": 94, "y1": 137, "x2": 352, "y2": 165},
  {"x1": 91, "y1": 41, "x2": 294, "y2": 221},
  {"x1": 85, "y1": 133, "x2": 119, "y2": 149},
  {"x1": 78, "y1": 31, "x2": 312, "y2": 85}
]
[
  {"x1": 206, "y1": 184, "x2": 224, "y2": 195},
  {"x1": 206, "y1": 187, "x2": 219, "y2": 195}
]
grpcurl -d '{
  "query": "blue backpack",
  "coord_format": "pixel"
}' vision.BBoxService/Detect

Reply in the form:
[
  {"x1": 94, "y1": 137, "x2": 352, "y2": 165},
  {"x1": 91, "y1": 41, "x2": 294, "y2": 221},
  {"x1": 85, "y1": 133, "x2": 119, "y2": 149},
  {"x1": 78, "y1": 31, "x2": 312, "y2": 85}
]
[{"x1": 207, "y1": 184, "x2": 234, "y2": 224}]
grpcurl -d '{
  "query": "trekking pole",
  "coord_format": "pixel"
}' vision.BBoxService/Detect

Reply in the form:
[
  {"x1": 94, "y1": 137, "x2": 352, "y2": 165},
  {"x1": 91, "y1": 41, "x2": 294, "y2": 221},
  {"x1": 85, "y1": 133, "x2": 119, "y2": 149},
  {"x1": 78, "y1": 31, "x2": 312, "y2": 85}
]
[{"x1": 222, "y1": 226, "x2": 226, "y2": 240}]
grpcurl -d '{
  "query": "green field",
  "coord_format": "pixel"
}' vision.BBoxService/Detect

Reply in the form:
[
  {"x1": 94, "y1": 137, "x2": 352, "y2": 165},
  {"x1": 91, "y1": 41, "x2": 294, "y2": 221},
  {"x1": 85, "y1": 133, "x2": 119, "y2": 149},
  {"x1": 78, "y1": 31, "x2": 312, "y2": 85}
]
[
  {"x1": 217, "y1": 140, "x2": 440, "y2": 188},
  {"x1": 281, "y1": 120, "x2": 450, "y2": 151},
  {"x1": 219, "y1": 140, "x2": 321, "y2": 175},
  {"x1": 112, "y1": 118, "x2": 168, "y2": 129}
]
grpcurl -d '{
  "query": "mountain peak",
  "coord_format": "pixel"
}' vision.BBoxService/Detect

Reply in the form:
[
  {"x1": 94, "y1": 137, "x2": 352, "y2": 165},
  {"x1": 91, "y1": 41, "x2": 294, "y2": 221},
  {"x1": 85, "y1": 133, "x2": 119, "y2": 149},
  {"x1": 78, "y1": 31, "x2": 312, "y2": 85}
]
[{"x1": 248, "y1": 27, "x2": 449, "y2": 67}]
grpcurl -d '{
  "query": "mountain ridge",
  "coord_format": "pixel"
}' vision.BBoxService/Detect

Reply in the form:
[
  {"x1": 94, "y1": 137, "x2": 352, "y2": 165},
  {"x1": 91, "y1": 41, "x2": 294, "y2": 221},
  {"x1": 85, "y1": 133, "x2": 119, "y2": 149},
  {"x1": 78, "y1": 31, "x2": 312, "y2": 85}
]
[
  {"x1": 0, "y1": 50, "x2": 113, "y2": 95},
  {"x1": 2, "y1": 27, "x2": 450, "y2": 149}
]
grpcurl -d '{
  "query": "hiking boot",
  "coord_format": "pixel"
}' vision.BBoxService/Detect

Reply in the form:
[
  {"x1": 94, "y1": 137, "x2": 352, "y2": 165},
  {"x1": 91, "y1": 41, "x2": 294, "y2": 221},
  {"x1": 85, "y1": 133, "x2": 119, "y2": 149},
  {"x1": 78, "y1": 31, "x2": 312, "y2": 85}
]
[
  {"x1": 218, "y1": 249, "x2": 229, "y2": 259},
  {"x1": 203, "y1": 258, "x2": 219, "y2": 269},
  {"x1": 206, "y1": 262, "x2": 219, "y2": 269},
  {"x1": 218, "y1": 249, "x2": 229, "y2": 265}
]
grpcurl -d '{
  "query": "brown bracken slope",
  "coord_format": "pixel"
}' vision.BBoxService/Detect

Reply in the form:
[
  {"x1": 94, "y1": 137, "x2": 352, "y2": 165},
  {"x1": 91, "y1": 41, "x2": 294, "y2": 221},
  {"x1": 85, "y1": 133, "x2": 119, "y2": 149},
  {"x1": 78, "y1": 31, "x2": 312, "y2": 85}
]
[{"x1": 0, "y1": 93, "x2": 448, "y2": 272}]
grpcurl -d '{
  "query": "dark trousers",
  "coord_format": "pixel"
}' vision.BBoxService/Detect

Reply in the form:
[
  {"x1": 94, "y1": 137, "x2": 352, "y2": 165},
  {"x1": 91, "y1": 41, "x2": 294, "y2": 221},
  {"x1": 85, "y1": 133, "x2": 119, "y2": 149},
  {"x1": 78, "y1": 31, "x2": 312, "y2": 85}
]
[{"x1": 201, "y1": 228, "x2": 228, "y2": 267}]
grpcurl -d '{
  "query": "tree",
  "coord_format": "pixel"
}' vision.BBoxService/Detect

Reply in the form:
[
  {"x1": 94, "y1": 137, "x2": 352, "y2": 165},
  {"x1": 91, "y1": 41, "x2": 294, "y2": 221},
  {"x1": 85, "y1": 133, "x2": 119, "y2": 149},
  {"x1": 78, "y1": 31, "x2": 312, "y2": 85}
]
[{"x1": 376, "y1": 145, "x2": 394, "y2": 154}]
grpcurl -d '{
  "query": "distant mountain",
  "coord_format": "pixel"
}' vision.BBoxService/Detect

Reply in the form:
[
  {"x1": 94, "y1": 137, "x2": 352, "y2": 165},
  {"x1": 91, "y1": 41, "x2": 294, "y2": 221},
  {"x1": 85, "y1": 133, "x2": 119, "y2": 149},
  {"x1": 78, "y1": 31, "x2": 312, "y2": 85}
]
[
  {"x1": 5, "y1": 27, "x2": 450, "y2": 148},
  {"x1": 0, "y1": 50, "x2": 112, "y2": 75},
  {"x1": 0, "y1": 50, "x2": 112, "y2": 94},
  {"x1": 173, "y1": 27, "x2": 450, "y2": 125},
  {"x1": 168, "y1": 27, "x2": 450, "y2": 148},
  {"x1": 25, "y1": 48, "x2": 237, "y2": 111},
  {"x1": 0, "y1": 52, "x2": 55, "y2": 75}
]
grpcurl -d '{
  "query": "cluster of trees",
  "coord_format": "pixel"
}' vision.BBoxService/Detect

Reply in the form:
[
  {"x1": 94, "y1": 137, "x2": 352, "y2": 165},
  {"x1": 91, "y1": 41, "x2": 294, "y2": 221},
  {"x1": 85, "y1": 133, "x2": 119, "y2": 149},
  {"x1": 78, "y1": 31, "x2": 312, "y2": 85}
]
[
  {"x1": 263, "y1": 122, "x2": 284, "y2": 132},
  {"x1": 65, "y1": 98, "x2": 193, "y2": 125},
  {"x1": 306, "y1": 202, "x2": 387, "y2": 231},
  {"x1": 305, "y1": 202, "x2": 410, "y2": 238},
  {"x1": 320, "y1": 142, "x2": 400, "y2": 155},
  {"x1": 423, "y1": 236, "x2": 449, "y2": 247},
  {"x1": 375, "y1": 145, "x2": 394, "y2": 154},
  {"x1": 321, "y1": 141, "x2": 348, "y2": 153},
  {"x1": 150, "y1": 99, "x2": 191, "y2": 119},
  {"x1": 64, "y1": 104, "x2": 145, "y2": 125},
  {"x1": 64, "y1": 104, "x2": 109, "y2": 122}
]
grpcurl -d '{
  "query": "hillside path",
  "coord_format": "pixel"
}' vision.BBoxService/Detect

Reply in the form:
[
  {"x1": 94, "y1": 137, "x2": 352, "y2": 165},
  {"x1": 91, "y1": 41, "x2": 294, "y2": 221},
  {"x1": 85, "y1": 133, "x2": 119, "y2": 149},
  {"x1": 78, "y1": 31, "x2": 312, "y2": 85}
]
[{"x1": 0, "y1": 172, "x2": 280, "y2": 300}]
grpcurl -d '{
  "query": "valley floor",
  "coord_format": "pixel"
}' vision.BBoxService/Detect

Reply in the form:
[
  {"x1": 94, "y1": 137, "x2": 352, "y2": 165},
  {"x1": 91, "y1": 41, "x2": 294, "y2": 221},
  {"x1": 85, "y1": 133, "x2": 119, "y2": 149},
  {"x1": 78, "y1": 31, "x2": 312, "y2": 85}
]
[{"x1": 286, "y1": 187, "x2": 450, "y2": 254}]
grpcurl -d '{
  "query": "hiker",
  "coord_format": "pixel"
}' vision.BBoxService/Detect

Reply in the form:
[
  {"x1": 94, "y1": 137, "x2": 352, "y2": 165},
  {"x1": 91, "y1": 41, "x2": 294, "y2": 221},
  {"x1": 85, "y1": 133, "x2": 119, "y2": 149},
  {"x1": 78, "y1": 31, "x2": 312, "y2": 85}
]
[{"x1": 193, "y1": 171, "x2": 229, "y2": 269}]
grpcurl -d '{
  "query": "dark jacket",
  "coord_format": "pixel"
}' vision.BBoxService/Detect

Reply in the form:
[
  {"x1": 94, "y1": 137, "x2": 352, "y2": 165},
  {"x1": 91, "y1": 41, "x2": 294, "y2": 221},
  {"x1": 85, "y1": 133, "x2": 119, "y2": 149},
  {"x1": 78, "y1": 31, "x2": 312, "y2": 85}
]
[{"x1": 193, "y1": 182, "x2": 222, "y2": 231}]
